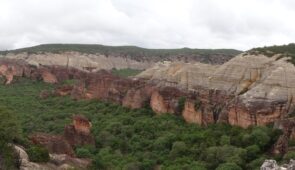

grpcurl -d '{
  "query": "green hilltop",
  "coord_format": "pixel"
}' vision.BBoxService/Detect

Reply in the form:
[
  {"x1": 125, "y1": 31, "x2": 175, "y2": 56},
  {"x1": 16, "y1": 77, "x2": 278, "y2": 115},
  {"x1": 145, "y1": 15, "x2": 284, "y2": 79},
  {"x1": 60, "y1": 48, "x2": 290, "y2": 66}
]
[
  {"x1": 0, "y1": 44, "x2": 242, "y2": 59},
  {"x1": 248, "y1": 43, "x2": 295, "y2": 64}
]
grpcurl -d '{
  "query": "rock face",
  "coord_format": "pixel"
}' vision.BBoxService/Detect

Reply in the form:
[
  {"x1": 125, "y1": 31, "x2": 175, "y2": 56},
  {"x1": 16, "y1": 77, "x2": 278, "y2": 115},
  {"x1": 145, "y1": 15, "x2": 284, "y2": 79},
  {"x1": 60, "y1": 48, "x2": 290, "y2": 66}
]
[
  {"x1": 182, "y1": 99, "x2": 204, "y2": 125},
  {"x1": 260, "y1": 159, "x2": 295, "y2": 170},
  {"x1": 150, "y1": 87, "x2": 186, "y2": 114},
  {"x1": 29, "y1": 115, "x2": 94, "y2": 157},
  {"x1": 137, "y1": 54, "x2": 295, "y2": 128},
  {"x1": 14, "y1": 145, "x2": 91, "y2": 170},
  {"x1": 3, "y1": 53, "x2": 295, "y2": 131}
]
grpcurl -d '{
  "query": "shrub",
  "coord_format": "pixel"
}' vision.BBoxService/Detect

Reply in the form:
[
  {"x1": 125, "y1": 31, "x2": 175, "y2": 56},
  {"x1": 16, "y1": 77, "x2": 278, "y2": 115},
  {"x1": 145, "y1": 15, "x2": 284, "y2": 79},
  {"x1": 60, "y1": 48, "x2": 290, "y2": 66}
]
[
  {"x1": 27, "y1": 146, "x2": 50, "y2": 162},
  {"x1": 178, "y1": 97, "x2": 186, "y2": 113},
  {"x1": 169, "y1": 141, "x2": 187, "y2": 158},
  {"x1": 75, "y1": 147, "x2": 92, "y2": 158},
  {"x1": 220, "y1": 135, "x2": 230, "y2": 145},
  {"x1": 246, "y1": 145, "x2": 260, "y2": 161},
  {"x1": 216, "y1": 162, "x2": 242, "y2": 170},
  {"x1": 283, "y1": 151, "x2": 295, "y2": 162}
]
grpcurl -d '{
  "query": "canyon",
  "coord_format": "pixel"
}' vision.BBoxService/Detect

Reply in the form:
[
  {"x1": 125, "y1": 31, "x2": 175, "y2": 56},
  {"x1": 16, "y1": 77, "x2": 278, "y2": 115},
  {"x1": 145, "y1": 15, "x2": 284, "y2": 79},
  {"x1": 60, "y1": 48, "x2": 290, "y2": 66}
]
[
  {"x1": 1, "y1": 52, "x2": 295, "y2": 129},
  {"x1": 1, "y1": 49, "x2": 295, "y2": 167}
]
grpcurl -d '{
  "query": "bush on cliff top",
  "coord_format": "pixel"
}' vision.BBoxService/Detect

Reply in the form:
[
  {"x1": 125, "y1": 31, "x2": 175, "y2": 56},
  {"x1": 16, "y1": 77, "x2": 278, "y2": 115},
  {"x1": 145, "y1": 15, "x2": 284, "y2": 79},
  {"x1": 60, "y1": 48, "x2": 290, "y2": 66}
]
[{"x1": 249, "y1": 43, "x2": 295, "y2": 64}]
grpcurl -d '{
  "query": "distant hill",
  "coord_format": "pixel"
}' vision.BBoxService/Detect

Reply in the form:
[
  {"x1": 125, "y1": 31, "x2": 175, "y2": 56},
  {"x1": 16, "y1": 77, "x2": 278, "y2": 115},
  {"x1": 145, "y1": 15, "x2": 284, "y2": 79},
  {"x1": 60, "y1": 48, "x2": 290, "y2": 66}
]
[
  {"x1": 0, "y1": 44, "x2": 242, "y2": 63},
  {"x1": 248, "y1": 43, "x2": 295, "y2": 64}
]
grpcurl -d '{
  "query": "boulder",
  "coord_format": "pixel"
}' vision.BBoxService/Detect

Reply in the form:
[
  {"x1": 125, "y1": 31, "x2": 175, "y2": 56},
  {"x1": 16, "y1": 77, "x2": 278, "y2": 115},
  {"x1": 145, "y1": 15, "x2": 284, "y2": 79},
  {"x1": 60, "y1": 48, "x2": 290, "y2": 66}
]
[
  {"x1": 14, "y1": 145, "x2": 91, "y2": 170},
  {"x1": 260, "y1": 159, "x2": 295, "y2": 170}
]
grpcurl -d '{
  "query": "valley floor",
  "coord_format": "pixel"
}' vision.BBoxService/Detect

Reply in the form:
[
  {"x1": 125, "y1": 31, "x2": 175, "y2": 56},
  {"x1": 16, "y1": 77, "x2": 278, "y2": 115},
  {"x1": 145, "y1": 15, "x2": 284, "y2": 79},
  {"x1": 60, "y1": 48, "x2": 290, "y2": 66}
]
[{"x1": 0, "y1": 78, "x2": 293, "y2": 170}]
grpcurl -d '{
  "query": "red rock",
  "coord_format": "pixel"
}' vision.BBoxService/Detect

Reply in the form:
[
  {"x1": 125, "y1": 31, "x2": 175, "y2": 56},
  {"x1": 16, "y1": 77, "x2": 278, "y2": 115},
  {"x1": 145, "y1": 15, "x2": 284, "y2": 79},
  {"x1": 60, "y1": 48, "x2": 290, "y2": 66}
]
[
  {"x1": 122, "y1": 85, "x2": 154, "y2": 109},
  {"x1": 64, "y1": 115, "x2": 95, "y2": 147},
  {"x1": 73, "y1": 115, "x2": 92, "y2": 134},
  {"x1": 182, "y1": 99, "x2": 202, "y2": 124},
  {"x1": 41, "y1": 69, "x2": 58, "y2": 84},
  {"x1": 29, "y1": 133, "x2": 75, "y2": 156},
  {"x1": 150, "y1": 87, "x2": 186, "y2": 114},
  {"x1": 54, "y1": 85, "x2": 73, "y2": 96}
]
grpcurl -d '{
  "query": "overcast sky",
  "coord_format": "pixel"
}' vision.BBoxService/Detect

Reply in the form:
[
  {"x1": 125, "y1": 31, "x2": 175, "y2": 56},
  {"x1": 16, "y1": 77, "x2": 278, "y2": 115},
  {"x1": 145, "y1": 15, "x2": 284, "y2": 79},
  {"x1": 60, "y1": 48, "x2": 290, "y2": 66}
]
[{"x1": 0, "y1": 0, "x2": 295, "y2": 51}]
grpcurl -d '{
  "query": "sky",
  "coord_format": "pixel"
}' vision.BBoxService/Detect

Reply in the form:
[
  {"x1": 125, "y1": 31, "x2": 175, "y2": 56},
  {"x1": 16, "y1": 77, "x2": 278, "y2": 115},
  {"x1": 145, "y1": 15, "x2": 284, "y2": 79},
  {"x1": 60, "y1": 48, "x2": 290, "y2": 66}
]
[{"x1": 0, "y1": 0, "x2": 295, "y2": 51}]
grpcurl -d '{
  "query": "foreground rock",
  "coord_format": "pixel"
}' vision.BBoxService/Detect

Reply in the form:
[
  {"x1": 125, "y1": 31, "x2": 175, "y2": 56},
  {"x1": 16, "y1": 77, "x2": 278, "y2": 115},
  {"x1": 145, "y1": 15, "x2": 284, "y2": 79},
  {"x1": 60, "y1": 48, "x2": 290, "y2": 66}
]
[
  {"x1": 260, "y1": 159, "x2": 295, "y2": 170},
  {"x1": 14, "y1": 145, "x2": 91, "y2": 170}
]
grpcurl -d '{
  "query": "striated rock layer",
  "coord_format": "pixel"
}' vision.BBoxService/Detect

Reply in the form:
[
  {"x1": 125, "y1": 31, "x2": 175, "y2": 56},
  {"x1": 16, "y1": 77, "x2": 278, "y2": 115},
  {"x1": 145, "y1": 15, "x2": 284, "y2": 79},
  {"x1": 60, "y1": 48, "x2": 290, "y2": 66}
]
[{"x1": 137, "y1": 54, "x2": 295, "y2": 128}]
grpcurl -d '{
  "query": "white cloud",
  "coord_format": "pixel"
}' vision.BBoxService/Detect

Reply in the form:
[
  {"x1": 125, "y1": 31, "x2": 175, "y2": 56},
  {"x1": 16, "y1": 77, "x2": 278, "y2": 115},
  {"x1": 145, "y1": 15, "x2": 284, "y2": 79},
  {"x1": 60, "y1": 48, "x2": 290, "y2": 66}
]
[{"x1": 0, "y1": 0, "x2": 295, "y2": 50}]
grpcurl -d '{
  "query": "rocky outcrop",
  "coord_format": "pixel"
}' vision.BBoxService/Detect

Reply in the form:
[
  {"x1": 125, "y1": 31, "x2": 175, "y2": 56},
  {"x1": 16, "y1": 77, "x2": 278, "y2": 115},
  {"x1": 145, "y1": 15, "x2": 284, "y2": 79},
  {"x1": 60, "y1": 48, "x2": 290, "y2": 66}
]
[
  {"x1": 64, "y1": 115, "x2": 95, "y2": 147},
  {"x1": 29, "y1": 133, "x2": 75, "y2": 156},
  {"x1": 29, "y1": 115, "x2": 94, "y2": 157},
  {"x1": 272, "y1": 118, "x2": 295, "y2": 155},
  {"x1": 40, "y1": 69, "x2": 58, "y2": 84},
  {"x1": 14, "y1": 145, "x2": 91, "y2": 170},
  {"x1": 260, "y1": 159, "x2": 295, "y2": 170}
]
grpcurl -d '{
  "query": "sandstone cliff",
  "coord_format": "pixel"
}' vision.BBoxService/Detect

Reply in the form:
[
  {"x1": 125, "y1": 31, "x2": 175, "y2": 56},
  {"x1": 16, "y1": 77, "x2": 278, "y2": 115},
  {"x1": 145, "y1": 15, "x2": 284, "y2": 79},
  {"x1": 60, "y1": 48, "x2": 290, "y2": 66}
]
[
  {"x1": 0, "y1": 44, "x2": 240, "y2": 71},
  {"x1": 137, "y1": 54, "x2": 295, "y2": 128}
]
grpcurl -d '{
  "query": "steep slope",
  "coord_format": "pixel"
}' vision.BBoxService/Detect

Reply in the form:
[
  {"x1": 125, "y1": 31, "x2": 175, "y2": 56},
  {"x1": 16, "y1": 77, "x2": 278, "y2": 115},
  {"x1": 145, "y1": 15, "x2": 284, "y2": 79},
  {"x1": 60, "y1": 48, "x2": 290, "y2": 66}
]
[{"x1": 0, "y1": 44, "x2": 241, "y2": 71}]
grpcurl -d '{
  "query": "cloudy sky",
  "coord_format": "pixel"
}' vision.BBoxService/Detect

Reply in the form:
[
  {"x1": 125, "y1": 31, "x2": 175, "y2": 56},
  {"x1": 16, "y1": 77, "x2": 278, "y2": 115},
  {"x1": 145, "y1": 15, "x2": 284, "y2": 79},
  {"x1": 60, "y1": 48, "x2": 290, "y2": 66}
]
[{"x1": 0, "y1": 0, "x2": 295, "y2": 51}]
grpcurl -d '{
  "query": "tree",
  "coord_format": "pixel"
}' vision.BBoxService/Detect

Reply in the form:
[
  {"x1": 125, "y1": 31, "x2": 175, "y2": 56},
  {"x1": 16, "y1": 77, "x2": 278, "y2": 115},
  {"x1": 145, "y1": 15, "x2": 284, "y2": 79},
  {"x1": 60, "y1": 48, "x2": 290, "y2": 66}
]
[
  {"x1": 216, "y1": 163, "x2": 242, "y2": 170},
  {"x1": 0, "y1": 106, "x2": 22, "y2": 169},
  {"x1": 169, "y1": 141, "x2": 187, "y2": 158},
  {"x1": 27, "y1": 146, "x2": 50, "y2": 162},
  {"x1": 0, "y1": 106, "x2": 21, "y2": 142},
  {"x1": 250, "y1": 129, "x2": 270, "y2": 149},
  {"x1": 246, "y1": 145, "x2": 260, "y2": 161},
  {"x1": 283, "y1": 151, "x2": 295, "y2": 162},
  {"x1": 220, "y1": 135, "x2": 230, "y2": 145}
]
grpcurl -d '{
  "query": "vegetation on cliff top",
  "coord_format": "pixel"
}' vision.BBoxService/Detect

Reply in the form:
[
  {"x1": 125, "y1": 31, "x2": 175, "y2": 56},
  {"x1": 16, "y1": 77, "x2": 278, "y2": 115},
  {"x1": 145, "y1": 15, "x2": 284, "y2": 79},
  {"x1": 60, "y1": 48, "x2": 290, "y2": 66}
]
[
  {"x1": 248, "y1": 43, "x2": 295, "y2": 64},
  {"x1": 0, "y1": 44, "x2": 242, "y2": 61},
  {"x1": 0, "y1": 78, "x2": 293, "y2": 169}
]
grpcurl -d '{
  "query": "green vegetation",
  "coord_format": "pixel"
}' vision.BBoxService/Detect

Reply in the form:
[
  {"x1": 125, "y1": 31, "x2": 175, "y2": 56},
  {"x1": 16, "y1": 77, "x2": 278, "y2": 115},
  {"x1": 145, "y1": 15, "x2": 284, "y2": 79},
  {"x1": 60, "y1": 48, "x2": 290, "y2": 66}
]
[
  {"x1": 249, "y1": 43, "x2": 295, "y2": 64},
  {"x1": 0, "y1": 106, "x2": 22, "y2": 169},
  {"x1": 27, "y1": 146, "x2": 50, "y2": 162},
  {"x1": 0, "y1": 78, "x2": 290, "y2": 169},
  {"x1": 111, "y1": 68, "x2": 143, "y2": 77},
  {"x1": 177, "y1": 97, "x2": 186, "y2": 113},
  {"x1": 0, "y1": 44, "x2": 242, "y2": 62}
]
